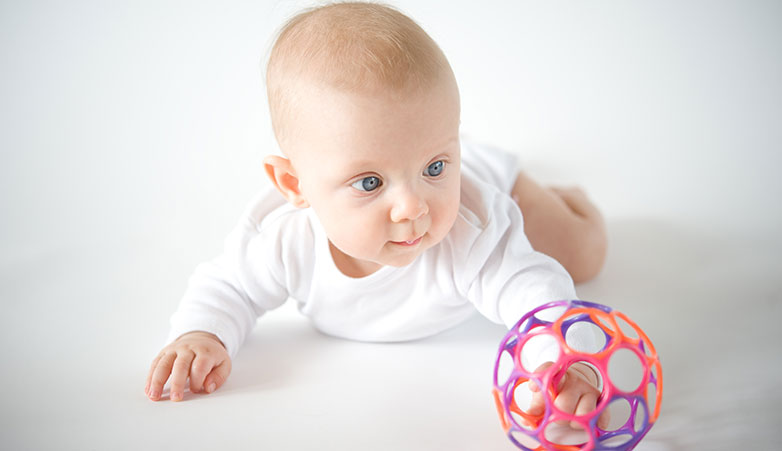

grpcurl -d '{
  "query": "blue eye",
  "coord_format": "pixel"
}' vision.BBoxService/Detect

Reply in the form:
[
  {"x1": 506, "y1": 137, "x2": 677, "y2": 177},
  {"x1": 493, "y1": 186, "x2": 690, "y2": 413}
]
[
  {"x1": 352, "y1": 176, "x2": 382, "y2": 192},
  {"x1": 426, "y1": 161, "x2": 445, "y2": 177}
]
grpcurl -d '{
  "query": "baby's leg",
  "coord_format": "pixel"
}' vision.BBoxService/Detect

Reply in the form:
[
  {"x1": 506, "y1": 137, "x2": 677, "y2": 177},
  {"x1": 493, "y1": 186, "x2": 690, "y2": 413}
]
[{"x1": 512, "y1": 172, "x2": 607, "y2": 284}]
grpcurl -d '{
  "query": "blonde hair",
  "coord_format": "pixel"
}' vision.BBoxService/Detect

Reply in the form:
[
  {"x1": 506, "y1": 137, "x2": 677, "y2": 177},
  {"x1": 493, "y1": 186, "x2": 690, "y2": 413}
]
[{"x1": 266, "y1": 1, "x2": 456, "y2": 145}]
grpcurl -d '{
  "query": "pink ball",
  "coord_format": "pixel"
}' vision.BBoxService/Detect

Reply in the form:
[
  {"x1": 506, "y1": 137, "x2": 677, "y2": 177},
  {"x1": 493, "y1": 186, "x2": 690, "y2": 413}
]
[{"x1": 492, "y1": 300, "x2": 662, "y2": 450}]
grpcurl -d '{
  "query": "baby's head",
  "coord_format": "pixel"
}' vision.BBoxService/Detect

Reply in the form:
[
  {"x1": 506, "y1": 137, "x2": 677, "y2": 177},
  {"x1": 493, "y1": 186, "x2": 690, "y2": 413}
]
[{"x1": 264, "y1": 2, "x2": 461, "y2": 277}]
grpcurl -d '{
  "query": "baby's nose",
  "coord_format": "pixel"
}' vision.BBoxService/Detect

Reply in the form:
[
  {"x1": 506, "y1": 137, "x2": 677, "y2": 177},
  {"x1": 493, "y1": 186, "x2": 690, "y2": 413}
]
[{"x1": 390, "y1": 187, "x2": 428, "y2": 222}]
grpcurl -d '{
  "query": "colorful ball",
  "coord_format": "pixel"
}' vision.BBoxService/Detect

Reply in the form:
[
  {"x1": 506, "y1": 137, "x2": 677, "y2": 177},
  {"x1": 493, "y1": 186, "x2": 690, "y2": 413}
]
[{"x1": 492, "y1": 300, "x2": 662, "y2": 451}]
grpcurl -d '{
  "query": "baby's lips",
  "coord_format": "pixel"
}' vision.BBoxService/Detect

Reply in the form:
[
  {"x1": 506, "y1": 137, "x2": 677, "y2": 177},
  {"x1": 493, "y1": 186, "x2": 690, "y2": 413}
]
[{"x1": 390, "y1": 236, "x2": 422, "y2": 246}]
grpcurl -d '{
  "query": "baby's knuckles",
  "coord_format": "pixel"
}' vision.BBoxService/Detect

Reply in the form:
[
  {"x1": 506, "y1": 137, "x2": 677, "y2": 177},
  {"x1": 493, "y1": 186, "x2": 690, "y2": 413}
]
[
  {"x1": 171, "y1": 332, "x2": 226, "y2": 359},
  {"x1": 191, "y1": 358, "x2": 215, "y2": 374}
]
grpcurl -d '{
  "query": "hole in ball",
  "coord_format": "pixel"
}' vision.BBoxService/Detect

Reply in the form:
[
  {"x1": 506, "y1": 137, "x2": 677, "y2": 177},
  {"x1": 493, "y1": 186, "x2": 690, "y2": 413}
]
[
  {"x1": 614, "y1": 314, "x2": 640, "y2": 342},
  {"x1": 496, "y1": 349, "x2": 516, "y2": 387},
  {"x1": 634, "y1": 397, "x2": 648, "y2": 433},
  {"x1": 519, "y1": 333, "x2": 561, "y2": 374},
  {"x1": 544, "y1": 420, "x2": 589, "y2": 447},
  {"x1": 512, "y1": 380, "x2": 535, "y2": 414},
  {"x1": 510, "y1": 429, "x2": 541, "y2": 450},
  {"x1": 608, "y1": 348, "x2": 646, "y2": 393},
  {"x1": 564, "y1": 319, "x2": 608, "y2": 354},
  {"x1": 603, "y1": 396, "x2": 632, "y2": 432},
  {"x1": 598, "y1": 433, "x2": 634, "y2": 448},
  {"x1": 533, "y1": 304, "x2": 567, "y2": 323}
]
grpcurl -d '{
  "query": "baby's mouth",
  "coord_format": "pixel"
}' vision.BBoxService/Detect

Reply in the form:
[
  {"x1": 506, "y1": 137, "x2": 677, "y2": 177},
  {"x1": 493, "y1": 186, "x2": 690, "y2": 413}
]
[{"x1": 390, "y1": 236, "x2": 423, "y2": 247}]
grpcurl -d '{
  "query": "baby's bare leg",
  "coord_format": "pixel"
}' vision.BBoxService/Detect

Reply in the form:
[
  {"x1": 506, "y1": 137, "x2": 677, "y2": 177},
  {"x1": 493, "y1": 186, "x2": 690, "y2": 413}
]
[{"x1": 512, "y1": 172, "x2": 607, "y2": 284}]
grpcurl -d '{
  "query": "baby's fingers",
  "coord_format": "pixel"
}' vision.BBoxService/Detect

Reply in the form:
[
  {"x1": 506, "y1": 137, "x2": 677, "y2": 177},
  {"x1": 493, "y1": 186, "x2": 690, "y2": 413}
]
[
  {"x1": 572, "y1": 392, "x2": 600, "y2": 429},
  {"x1": 552, "y1": 389, "x2": 579, "y2": 425},
  {"x1": 145, "y1": 354, "x2": 162, "y2": 396},
  {"x1": 203, "y1": 358, "x2": 232, "y2": 394},
  {"x1": 147, "y1": 352, "x2": 176, "y2": 401},
  {"x1": 189, "y1": 354, "x2": 216, "y2": 394},
  {"x1": 169, "y1": 350, "x2": 195, "y2": 402},
  {"x1": 527, "y1": 390, "x2": 546, "y2": 416}
]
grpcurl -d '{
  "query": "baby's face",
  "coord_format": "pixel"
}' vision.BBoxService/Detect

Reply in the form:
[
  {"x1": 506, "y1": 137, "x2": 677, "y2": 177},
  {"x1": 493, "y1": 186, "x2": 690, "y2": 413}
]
[{"x1": 285, "y1": 79, "x2": 461, "y2": 277}]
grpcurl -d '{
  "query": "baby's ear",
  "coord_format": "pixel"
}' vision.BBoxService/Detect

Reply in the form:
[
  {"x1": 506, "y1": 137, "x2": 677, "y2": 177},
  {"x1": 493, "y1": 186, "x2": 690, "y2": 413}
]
[{"x1": 263, "y1": 155, "x2": 310, "y2": 208}]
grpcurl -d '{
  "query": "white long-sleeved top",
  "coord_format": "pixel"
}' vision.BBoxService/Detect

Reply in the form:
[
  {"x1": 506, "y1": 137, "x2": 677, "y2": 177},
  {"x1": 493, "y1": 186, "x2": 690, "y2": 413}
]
[{"x1": 168, "y1": 141, "x2": 578, "y2": 359}]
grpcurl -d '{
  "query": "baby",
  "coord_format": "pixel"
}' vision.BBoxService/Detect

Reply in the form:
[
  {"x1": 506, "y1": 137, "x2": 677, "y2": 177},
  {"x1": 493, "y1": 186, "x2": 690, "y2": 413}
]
[{"x1": 145, "y1": 1, "x2": 607, "y2": 429}]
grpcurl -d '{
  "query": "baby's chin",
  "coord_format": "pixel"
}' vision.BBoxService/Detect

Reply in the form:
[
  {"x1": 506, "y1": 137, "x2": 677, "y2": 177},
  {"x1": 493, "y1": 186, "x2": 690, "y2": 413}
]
[{"x1": 381, "y1": 238, "x2": 435, "y2": 267}]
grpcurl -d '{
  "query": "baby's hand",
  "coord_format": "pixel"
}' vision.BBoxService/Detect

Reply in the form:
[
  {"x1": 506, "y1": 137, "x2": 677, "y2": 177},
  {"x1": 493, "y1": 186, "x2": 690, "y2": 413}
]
[
  {"x1": 527, "y1": 362, "x2": 609, "y2": 429},
  {"x1": 145, "y1": 331, "x2": 232, "y2": 402}
]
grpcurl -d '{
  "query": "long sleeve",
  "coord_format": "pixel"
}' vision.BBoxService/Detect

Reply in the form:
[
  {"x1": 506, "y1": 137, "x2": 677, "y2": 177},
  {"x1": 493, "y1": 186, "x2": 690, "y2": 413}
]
[
  {"x1": 452, "y1": 175, "x2": 590, "y2": 367},
  {"x1": 452, "y1": 175, "x2": 576, "y2": 327},
  {"x1": 167, "y1": 189, "x2": 294, "y2": 358}
]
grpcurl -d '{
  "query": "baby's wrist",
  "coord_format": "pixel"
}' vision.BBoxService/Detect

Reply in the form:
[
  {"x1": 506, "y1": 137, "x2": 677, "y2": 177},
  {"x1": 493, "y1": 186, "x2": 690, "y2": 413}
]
[
  {"x1": 177, "y1": 331, "x2": 226, "y2": 348},
  {"x1": 570, "y1": 362, "x2": 601, "y2": 388}
]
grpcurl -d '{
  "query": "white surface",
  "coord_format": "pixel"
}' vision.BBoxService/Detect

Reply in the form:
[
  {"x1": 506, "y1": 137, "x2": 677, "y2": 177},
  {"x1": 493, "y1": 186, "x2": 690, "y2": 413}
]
[{"x1": 1, "y1": 1, "x2": 780, "y2": 450}]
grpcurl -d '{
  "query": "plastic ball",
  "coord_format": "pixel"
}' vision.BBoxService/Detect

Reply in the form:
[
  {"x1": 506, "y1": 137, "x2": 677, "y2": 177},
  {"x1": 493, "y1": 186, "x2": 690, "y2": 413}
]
[{"x1": 492, "y1": 300, "x2": 662, "y2": 451}]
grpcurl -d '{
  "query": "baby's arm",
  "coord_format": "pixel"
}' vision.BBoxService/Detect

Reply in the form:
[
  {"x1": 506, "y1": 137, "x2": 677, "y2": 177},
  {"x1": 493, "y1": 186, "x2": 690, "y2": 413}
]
[
  {"x1": 145, "y1": 191, "x2": 294, "y2": 402},
  {"x1": 145, "y1": 331, "x2": 231, "y2": 402},
  {"x1": 457, "y1": 177, "x2": 606, "y2": 424}
]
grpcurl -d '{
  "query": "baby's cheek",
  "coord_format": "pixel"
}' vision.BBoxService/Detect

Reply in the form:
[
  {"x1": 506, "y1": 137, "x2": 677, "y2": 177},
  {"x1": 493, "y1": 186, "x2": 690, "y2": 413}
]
[
  {"x1": 433, "y1": 199, "x2": 460, "y2": 239},
  {"x1": 341, "y1": 222, "x2": 384, "y2": 256}
]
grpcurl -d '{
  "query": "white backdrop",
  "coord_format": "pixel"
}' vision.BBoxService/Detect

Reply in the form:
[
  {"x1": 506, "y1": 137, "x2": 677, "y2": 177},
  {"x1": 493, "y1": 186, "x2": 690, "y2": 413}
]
[{"x1": 1, "y1": 1, "x2": 780, "y2": 450}]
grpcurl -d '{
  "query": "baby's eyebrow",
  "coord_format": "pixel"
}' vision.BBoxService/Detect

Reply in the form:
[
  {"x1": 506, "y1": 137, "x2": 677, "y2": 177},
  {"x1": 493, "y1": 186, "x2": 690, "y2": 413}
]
[
  {"x1": 339, "y1": 160, "x2": 379, "y2": 177},
  {"x1": 343, "y1": 158, "x2": 377, "y2": 170}
]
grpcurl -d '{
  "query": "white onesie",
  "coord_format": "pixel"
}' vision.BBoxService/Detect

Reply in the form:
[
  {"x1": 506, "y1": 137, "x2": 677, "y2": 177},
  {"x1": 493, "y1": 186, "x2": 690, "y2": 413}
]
[{"x1": 167, "y1": 140, "x2": 578, "y2": 358}]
